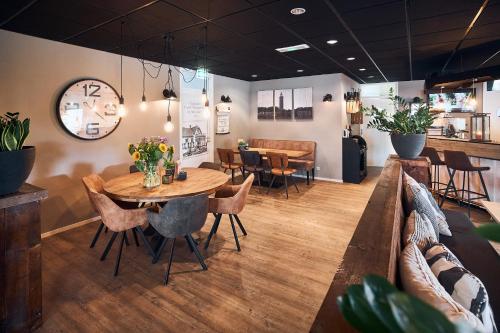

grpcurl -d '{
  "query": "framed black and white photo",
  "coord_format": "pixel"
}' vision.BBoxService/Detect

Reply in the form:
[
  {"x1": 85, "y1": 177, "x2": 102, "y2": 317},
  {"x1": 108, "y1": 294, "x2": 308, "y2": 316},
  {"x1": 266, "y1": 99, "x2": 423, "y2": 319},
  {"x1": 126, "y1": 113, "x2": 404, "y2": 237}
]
[
  {"x1": 257, "y1": 90, "x2": 274, "y2": 120},
  {"x1": 274, "y1": 89, "x2": 293, "y2": 120},
  {"x1": 293, "y1": 87, "x2": 313, "y2": 119}
]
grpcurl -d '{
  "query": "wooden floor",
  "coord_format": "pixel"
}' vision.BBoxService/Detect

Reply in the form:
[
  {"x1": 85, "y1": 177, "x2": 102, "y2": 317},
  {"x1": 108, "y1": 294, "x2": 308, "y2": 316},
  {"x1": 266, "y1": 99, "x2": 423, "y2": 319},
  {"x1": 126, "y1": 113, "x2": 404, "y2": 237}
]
[{"x1": 37, "y1": 171, "x2": 382, "y2": 333}]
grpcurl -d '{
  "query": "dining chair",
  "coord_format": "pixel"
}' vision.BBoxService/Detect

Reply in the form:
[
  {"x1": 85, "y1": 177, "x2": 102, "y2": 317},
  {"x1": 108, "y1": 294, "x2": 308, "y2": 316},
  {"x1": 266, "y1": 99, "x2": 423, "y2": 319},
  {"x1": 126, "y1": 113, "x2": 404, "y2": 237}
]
[
  {"x1": 146, "y1": 194, "x2": 209, "y2": 285},
  {"x1": 239, "y1": 148, "x2": 264, "y2": 188},
  {"x1": 266, "y1": 152, "x2": 299, "y2": 199},
  {"x1": 205, "y1": 173, "x2": 254, "y2": 251},
  {"x1": 82, "y1": 174, "x2": 108, "y2": 248},
  {"x1": 198, "y1": 161, "x2": 221, "y2": 171},
  {"x1": 83, "y1": 175, "x2": 154, "y2": 276},
  {"x1": 217, "y1": 148, "x2": 243, "y2": 184}
]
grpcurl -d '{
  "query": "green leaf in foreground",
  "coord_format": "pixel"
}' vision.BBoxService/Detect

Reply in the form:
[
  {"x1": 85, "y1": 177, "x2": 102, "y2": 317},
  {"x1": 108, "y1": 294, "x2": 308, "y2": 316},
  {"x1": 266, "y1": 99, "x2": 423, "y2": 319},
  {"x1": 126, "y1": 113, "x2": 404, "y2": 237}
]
[{"x1": 475, "y1": 223, "x2": 500, "y2": 243}]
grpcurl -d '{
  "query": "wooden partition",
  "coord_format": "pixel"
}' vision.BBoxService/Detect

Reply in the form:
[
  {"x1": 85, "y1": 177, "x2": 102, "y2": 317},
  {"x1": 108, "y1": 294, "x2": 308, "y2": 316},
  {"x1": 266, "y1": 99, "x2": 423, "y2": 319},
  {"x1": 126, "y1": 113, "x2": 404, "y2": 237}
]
[{"x1": 310, "y1": 156, "x2": 430, "y2": 332}]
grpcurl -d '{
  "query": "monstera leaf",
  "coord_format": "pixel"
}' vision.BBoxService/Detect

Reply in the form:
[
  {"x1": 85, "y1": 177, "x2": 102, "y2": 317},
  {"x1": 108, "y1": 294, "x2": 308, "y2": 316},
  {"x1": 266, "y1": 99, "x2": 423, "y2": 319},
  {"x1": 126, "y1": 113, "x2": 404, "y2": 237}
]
[{"x1": 475, "y1": 224, "x2": 500, "y2": 243}]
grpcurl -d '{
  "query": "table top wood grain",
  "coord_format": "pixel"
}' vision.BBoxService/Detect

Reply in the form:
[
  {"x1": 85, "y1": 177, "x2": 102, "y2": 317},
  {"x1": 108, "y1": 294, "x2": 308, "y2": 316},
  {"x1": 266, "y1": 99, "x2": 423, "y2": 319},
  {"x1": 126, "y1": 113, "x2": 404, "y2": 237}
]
[
  {"x1": 103, "y1": 167, "x2": 230, "y2": 203},
  {"x1": 481, "y1": 200, "x2": 500, "y2": 223},
  {"x1": 234, "y1": 147, "x2": 310, "y2": 159}
]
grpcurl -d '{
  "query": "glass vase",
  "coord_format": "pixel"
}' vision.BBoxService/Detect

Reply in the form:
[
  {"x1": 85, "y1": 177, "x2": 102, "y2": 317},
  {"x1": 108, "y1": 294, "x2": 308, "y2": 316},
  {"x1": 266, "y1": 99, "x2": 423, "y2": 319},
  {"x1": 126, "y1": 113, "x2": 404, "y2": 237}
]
[{"x1": 143, "y1": 163, "x2": 161, "y2": 189}]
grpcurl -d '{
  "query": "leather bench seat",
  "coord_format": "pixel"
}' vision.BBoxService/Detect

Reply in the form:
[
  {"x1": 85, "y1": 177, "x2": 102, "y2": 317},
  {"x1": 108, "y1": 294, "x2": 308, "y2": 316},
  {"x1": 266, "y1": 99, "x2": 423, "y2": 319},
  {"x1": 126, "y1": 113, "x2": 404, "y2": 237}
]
[{"x1": 441, "y1": 209, "x2": 500, "y2": 327}]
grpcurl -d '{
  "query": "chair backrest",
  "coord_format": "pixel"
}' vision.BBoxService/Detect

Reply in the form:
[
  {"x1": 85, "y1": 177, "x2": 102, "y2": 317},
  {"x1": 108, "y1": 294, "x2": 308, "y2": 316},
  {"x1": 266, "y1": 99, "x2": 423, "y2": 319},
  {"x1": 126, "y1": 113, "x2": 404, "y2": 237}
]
[
  {"x1": 240, "y1": 149, "x2": 261, "y2": 167},
  {"x1": 82, "y1": 174, "x2": 105, "y2": 211},
  {"x1": 147, "y1": 194, "x2": 209, "y2": 238},
  {"x1": 129, "y1": 164, "x2": 139, "y2": 173},
  {"x1": 198, "y1": 161, "x2": 221, "y2": 171},
  {"x1": 266, "y1": 152, "x2": 288, "y2": 169},
  {"x1": 218, "y1": 148, "x2": 235, "y2": 164},
  {"x1": 232, "y1": 173, "x2": 254, "y2": 214},
  {"x1": 420, "y1": 147, "x2": 443, "y2": 165},
  {"x1": 443, "y1": 150, "x2": 474, "y2": 171}
]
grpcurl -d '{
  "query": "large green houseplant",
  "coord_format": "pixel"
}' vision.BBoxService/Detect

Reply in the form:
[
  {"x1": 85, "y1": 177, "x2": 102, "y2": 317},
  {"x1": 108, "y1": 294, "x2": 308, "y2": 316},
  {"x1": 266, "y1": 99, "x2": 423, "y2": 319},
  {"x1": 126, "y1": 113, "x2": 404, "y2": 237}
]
[
  {"x1": 362, "y1": 88, "x2": 435, "y2": 159},
  {"x1": 0, "y1": 112, "x2": 35, "y2": 196}
]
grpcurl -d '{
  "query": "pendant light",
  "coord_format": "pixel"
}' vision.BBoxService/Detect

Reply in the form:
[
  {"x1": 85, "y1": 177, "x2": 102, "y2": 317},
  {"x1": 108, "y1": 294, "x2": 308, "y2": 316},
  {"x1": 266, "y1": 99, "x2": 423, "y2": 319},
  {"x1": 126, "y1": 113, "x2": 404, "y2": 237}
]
[
  {"x1": 139, "y1": 58, "x2": 147, "y2": 112},
  {"x1": 118, "y1": 21, "x2": 126, "y2": 117},
  {"x1": 202, "y1": 25, "x2": 210, "y2": 119},
  {"x1": 164, "y1": 99, "x2": 174, "y2": 133},
  {"x1": 466, "y1": 78, "x2": 477, "y2": 109},
  {"x1": 162, "y1": 35, "x2": 177, "y2": 101}
]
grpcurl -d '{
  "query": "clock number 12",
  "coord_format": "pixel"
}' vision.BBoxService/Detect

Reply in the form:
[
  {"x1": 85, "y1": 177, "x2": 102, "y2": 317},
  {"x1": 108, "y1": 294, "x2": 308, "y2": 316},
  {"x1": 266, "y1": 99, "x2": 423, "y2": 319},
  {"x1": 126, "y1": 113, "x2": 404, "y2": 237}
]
[{"x1": 83, "y1": 83, "x2": 101, "y2": 97}]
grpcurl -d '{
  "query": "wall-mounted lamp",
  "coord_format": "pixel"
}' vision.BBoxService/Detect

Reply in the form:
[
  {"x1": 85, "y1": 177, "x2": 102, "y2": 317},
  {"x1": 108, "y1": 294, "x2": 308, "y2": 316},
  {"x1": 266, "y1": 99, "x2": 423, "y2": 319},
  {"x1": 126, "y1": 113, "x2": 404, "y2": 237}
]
[
  {"x1": 344, "y1": 89, "x2": 361, "y2": 113},
  {"x1": 220, "y1": 95, "x2": 232, "y2": 103},
  {"x1": 163, "y1": 88, "x2": 177, "y2": 100},
  {"x1": 323, "y1": 93, "x2": 333, "y2": 102}
]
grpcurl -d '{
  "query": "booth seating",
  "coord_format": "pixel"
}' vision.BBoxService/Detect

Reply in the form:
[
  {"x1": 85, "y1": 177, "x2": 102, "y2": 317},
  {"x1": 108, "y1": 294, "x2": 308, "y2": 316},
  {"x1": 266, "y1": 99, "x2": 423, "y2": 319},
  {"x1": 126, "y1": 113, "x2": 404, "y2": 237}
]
[
  {"x1": 247, "y1": 138, "x2": 316, "y2": 184},
  {"x1": 311, "y1": 156, "x2": 499, "y2": 332}
]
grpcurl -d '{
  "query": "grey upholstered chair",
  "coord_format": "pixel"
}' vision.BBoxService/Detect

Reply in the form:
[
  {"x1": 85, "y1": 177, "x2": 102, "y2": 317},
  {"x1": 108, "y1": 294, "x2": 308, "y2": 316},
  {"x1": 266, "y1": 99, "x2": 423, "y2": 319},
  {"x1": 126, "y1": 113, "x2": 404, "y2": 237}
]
[{"x1": 147, "y1": 194, "x2": 209, "y2": 285}]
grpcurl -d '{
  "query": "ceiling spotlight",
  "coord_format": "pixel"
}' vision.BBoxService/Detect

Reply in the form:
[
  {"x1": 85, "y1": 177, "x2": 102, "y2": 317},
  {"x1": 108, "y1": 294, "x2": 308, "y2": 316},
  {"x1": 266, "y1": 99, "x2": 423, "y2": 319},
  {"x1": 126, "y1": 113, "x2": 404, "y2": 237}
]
[
  {"x1": 327, "y1": 40, "x2": 338, "y2": 45},
  {"x1": 367, "y1": 75, "x2": 374, "y2": 79},
  {"x1": 347, "y1": 57, "x2": 355, "y2": 61},
  {"x1": 251, "y1": 74, "x2": 258, "y2": 78},
  {"x1": 297, "y1": 69, "x2": 304, "y2": 73},
  {"x1": 359, "y1": 68, "x2": 366, "y2": 71},
  {"x1": 290, "y1": 7, "x2": 306, "y2": 15}
]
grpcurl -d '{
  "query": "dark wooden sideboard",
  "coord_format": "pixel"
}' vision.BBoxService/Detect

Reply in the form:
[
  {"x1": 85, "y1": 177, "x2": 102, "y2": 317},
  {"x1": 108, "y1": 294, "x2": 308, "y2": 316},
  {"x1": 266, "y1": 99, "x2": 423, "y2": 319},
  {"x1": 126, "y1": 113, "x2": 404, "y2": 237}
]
[{"x1": 0, "y1": 184, "x2": 47, "y2": 333}]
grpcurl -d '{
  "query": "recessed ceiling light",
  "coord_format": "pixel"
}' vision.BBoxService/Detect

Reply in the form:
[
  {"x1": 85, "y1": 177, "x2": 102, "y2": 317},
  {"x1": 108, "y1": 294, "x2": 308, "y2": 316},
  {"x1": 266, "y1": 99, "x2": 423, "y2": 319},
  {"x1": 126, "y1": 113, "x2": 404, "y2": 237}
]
[
  {"x1": 275, "y1": 44, "x2": 310, "y2": 53},
  {"x1": 327, "y1": 39, "x2": 338, "y2": 45},
  {"x1": 347, "y1": 57, "x2": 355, "y2": 61},
  {"x1": 290, "y1": 7, "x2": 306, "y2": 15},
  {"x1": 297, "y1": 69, "x2": 304, "y2": 73},
  {"x1": 251, "y1": 74, "x2": 258, "y2": 78},
  {"x1": 359, "y1": 68, "x2": 366, "y2": 71},
  {"x1": 367, "y1": 75, "x2": 374, "y2": 78}
]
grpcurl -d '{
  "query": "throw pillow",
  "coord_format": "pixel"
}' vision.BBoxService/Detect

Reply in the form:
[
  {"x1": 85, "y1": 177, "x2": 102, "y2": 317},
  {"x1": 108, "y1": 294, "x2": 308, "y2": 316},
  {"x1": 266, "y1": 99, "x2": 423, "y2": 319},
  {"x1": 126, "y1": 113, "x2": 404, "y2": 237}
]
[
  {"x1": 419, "y1": 183, "x2": 452, "y2": 236},
  {"x1": 403, "y1": 172, "x2": 420, "y2": 213},
  {"x1": 403, "y1": 210, "x2": 438, "y2": 251}
]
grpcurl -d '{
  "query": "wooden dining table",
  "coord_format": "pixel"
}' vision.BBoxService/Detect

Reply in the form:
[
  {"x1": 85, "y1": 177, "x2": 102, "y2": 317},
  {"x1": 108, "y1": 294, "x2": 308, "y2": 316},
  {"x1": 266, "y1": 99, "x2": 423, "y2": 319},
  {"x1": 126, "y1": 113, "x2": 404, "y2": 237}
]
[
  {"x1": 233, "y1": 147, "x2": 310, "y2": 159},
  {"x1": 103, "y1": 167, "x2": 230, "y2": 203}
]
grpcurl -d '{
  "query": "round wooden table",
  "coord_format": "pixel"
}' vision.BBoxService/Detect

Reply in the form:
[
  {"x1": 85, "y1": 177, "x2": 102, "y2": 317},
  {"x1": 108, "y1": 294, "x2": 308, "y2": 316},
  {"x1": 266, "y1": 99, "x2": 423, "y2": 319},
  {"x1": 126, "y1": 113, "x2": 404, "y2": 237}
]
[{"x1": 103, "y1": 167, "x2": 230, "y2": 203}]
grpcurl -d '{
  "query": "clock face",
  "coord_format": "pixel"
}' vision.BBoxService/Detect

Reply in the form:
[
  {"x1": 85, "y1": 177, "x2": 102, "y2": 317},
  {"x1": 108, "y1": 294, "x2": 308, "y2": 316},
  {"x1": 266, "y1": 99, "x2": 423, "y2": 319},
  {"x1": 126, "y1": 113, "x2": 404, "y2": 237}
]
[{"x1": 57, "y1": 79, "x2": 121, "y2": 140}]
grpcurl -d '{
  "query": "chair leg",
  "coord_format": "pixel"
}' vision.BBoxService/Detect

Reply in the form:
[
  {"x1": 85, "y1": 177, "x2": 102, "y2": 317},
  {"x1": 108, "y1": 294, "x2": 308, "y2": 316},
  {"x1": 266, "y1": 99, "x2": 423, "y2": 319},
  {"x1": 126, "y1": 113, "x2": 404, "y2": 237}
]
[
  {"x1": 113, "y1": 232, "x2": 126, "y2": 276},
  {"x1": 104, "y1": 226, "x2": 108, "y2": 233},
  {"x1": 306, "y1": 171, "x2": 310, "y2": 185},
  {"x1": 233, "y1": 214, "x2": 247, "y2": 236},
  {"x1": 164, "y1": 238, "x2": 176, "y2": 285},
  {"x1": 132, "y1": 228, "x2": 140, "y2": 247},
  {"x1": 284, "y1": 175, "x2": 289, "y2": 199},
  {"x1": 100, "y1": 232, "x2": 118, "y2": 261},
  {"x1": 440, "y1": 169, "x2": 456, "y2": 207},
  {"x1": 461, "y1": 171, "x2": 466, "y2": 205},
  {"x1": 185, "y1": 235, "x2": 194, "y2": 252},
  {"x1": 478, "y1": 170, "x2": 491, "y2": 201},
  {"x1": 153, "y1": 237, "x2": 169, "y2": 264},
  {"x1": 124, "y1": 232, "x2": 130, "y2": 246},
  {"x1": 229, "y1": 215, "x2": 241, "y2": 251},
  {"x1": 186, "y1": 234, "x2": 207, "y2": 270},
  {"x1": 90, "y1": 222, "x2": 105, "y2": 248},
  {"x1": 205, "y1": 213, "x2": 222, "y2": 250},
  {"x1": 290, "y1": 175, "x2": 299, "y2": 193},
  {"x1": 467, "y1": 171, "x2": 471, "y2": 218},
  {"x1": 135, "y1": 226, "x2": 155, "y2": 258},
  {"x1": 312, "y1": 168, "x2": 315, "y2": 181},
  {"x1": 267, "y1": 175, "x2": 276, "y2": 194}
]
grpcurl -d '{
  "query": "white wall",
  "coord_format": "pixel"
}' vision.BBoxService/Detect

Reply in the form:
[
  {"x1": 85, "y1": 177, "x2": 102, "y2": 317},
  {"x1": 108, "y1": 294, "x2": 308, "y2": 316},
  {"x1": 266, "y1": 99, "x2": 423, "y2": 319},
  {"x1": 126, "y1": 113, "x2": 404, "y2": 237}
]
[
  {"x1": 483, "y1": 82, "x2": 500, "y2": 142},
  {"x1": 249, "y1": 73, "x2": 359, "y2": 181}
]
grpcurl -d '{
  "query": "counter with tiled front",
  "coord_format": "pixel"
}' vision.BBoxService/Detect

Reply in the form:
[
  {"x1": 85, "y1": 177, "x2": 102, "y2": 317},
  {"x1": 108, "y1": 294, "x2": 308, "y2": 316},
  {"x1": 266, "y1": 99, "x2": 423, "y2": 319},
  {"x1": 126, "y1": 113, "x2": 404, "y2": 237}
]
[{"x1": 426, "y1": 136, "x2": 500, "y2": 203}]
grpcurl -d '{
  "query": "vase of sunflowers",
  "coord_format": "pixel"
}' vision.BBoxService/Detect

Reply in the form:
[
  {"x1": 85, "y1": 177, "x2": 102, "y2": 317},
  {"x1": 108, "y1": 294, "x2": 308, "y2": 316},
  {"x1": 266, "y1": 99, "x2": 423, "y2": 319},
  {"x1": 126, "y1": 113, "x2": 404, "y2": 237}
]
[{"x1": 128, "y1": 137, "x2": 171, "y2": 189}]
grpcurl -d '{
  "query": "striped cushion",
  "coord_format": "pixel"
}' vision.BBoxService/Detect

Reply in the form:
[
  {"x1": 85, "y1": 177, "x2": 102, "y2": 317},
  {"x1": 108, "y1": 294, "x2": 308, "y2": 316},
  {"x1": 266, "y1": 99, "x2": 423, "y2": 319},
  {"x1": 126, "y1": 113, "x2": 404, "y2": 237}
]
[
  {"x1": 419, "y1": 183, "x2": 452, "y2": 236},
  {"x1": 403, "y1": 211, "x2": 438, "y2": 251},
  {"x1": 403, "y1": 172, "x2": 420, "y2": 212},
  {"x1": 425, "y1": 244, "x2": 498, "y2": 333}
]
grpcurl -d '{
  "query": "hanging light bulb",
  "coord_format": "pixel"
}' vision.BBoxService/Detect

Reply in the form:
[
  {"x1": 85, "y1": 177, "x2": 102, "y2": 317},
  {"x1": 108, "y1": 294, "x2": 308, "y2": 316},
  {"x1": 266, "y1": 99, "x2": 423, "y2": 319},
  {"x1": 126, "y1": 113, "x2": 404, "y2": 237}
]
[
  {"x1": 203, "y1": 99, "x2": 210, "y2": 119},
  {"x1": 201, "y1": 87, "x2": 207, "y2": 104},
  {"x1": 118, "y1": 96, "x2": 126, "y2": 117},
  {"x1": 466, "y1": 78, "x2": 477, "y2": 109},
  {"x1": 139, "y1": 95, "x2": 147, "y2": 112},
  {"x1": 164, "y1": 113, "x2": 174, "y2": 133}
]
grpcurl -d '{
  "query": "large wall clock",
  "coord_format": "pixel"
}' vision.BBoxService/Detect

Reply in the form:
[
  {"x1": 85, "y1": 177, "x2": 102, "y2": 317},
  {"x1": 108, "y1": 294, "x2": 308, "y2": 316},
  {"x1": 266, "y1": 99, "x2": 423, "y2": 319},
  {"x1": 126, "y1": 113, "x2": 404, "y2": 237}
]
[{"x1": 56, "y1": 78, "x2": 121, "y2": 140}]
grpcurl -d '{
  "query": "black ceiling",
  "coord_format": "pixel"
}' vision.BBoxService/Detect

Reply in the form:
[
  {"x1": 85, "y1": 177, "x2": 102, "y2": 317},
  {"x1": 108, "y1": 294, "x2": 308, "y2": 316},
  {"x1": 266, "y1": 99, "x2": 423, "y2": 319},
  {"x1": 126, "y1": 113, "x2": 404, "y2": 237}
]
[{"x1": 1, "y1": 0, "x2": 499, "y2": 83}]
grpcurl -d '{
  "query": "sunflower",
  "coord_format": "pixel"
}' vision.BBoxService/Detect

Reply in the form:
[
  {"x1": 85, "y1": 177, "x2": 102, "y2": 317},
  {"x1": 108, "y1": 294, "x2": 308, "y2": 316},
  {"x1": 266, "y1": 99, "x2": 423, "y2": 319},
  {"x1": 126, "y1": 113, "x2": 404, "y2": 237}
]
[
  {"x1": 132, "y1": 151, "x2": 141, "y2": 161},
  {"x1": 159, "y1": 143, "x2": 167, "y2": 153}
]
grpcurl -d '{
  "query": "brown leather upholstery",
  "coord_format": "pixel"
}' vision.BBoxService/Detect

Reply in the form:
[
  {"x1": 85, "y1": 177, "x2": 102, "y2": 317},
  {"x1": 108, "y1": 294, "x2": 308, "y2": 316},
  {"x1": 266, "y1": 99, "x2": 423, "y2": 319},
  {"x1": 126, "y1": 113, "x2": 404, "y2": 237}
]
[
  {"x1": 267, "y1": 152, "x2": 297, "y2": 176},
  {"x1": 218, "y1": 148, "x2": 242, "y2": 169},
  {"x1": 82, "y1": 174, "x2": 105, "y2": 211},
  {"x1": 248, "y1": 138, "x2": 316, "y2": 162},
  {"x1": 444, "y1": 150, "x2": 490, "y2": 172},
  {"x1": 209, "y1": 173, "x2": 254, "y2": 215},
  {"x1": 420, "y1": 147, "x2": 445, "y2": 166}
]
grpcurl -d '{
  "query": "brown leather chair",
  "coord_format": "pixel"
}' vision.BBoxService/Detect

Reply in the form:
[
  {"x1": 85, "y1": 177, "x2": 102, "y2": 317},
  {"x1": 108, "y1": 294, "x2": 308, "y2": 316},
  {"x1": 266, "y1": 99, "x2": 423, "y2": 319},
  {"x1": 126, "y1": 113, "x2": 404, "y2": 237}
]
[
  {"x1": 266, "y1": 152, "x2": 299, "y2": 199},
  {"x1": 82, "y1": 174, "x2": 108, "y2": 248},
  {"x1": 217, "y1": 148, "x2": 243, "y2": 184},
  {"x1": 82, "y1": 175, "x2": 154, "y2": 276},
  {"x1": 204, "y1": 173, "x2": 254, "y2": 251},
  {"x1": 239, "y1": 148, "x2": 264, "y2": 188},
  {"x1": 420, "y1": 147, "x2": 446, "y2": 194}
]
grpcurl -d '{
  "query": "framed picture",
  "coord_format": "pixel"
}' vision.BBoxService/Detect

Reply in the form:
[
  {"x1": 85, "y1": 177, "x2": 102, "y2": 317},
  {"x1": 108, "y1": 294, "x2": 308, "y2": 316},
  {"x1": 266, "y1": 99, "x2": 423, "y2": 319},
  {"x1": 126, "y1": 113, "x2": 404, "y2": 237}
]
[
  {"x1": 274, "y1": 89, "x2": 293, "y2": 120},
  {"x1": 293, "y1": 87, "x2": 313, "y2": 119},
  {"x1": 257, "y1": 90, "x2": 274, "y2": 120}
]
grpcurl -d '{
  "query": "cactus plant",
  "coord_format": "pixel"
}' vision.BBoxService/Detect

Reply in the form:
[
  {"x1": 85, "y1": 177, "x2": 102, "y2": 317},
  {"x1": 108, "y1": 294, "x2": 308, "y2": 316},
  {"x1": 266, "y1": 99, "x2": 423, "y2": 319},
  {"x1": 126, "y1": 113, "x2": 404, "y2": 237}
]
[{"x1": 0, "y1": 112, "x2": 30, "y2": 151}]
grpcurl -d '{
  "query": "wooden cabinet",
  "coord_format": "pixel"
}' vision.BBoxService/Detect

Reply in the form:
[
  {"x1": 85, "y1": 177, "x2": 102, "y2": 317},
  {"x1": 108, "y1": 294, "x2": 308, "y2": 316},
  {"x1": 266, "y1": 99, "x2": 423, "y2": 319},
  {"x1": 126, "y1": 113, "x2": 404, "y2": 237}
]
[{"x1": 0, "y1": 184, "x2": 47, "y2": 332}]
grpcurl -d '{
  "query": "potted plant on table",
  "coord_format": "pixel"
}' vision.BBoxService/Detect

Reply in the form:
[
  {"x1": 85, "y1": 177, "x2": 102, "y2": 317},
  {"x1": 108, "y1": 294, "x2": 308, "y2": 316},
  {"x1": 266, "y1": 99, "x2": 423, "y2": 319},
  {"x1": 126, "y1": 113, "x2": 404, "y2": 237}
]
[
  {"x1": 0, "y1": 112, "x2": 34, "y2": 196},
  {"x1": 362, "y1": 88, "x2": 435, "y2": 159},
  {"x1": 128, "y1": 137, "x2": 168, "y2": 189},
  {"x1": 162, "y1": 145, "x2": 175, "y2": 184}
]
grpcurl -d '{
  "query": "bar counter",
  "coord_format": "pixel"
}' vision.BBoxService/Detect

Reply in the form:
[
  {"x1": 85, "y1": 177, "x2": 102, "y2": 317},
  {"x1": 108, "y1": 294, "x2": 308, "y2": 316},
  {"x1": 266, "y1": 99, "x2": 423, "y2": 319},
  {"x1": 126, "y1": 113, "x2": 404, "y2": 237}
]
[{"x1": 426, "y1": 136, "x2": 500, "y2": 203}]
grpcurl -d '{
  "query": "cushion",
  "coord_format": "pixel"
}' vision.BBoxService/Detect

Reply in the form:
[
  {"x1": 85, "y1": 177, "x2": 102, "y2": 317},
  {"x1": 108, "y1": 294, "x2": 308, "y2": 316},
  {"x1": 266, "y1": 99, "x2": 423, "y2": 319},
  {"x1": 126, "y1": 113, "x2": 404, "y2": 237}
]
[
  {"x1": 400, "y1": 243, "x2": 486, "y2": 331},
  {"x1": 403, "y1": 211, "x2": 438, "y2": 251},
  {"x1": 441, "y1": 210, "x2": 500, "y2": 327},
  {"x1": 403, "y1": 172, "x2": 420, "y2": 213},
  {"x1": 419, "y1": 183, "x2": 452, "y2": 236},
  {"x1": 425, "y1": 244, "x2": 497, "y2": 333}
]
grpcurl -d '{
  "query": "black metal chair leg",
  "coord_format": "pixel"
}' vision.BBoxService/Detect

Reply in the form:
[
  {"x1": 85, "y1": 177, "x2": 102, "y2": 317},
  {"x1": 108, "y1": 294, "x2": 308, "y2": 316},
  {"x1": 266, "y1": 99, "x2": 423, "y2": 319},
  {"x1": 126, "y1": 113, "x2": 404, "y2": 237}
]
[
  {"x1": 100, "y1": 232, "x2": 118, "y2": 261},
  {"x1": 124, "y1": 232, "x2": 130, "y2": 246},
  {"x1": 284, "y1": 175, "x2": 289, "y2": 199},
  {"x1": 233, "y1": 214, "x2": 247, "y2": 236},
  {"x1": 185, "y1": 235, "x2": 194, "y2": 252},
  {"x1": 447, "y1": 167, "x2": 460, "y2": 201},
  {"x1": 135, "y1": 227, "x2": 155, "y2": 258},
  {"x1": 104, "y1": 226, "x2": 108, "y2": 233},
  {"x1": 186, "y1": 234, "x2": 207, "y2": 270},
  {"x1": 204, "y1": 213, "x2": 222, "y2": 249},
  {"x1": 164, "y1": 238, "x2": 176, "y2": 285},
  {"x1": 467, "y1": 171, "x2": 471, "y2": 217},
  {"x1": 478, "y1": 170, "x2": 491, "y2": 201},
  {"x1": 439, "y1": 169, "x2": 456, "y2": 208},
  {"x1": 312, "y1": 168, "x2": 315, "y2": 181},
  {"x1": 231, "y1": 169, "x2": 235, "y2": 184},
  {"x1": 153, "y1": 237, "x2": 169, "y2": 264},
  {"x1": 306, "y1": 171, "x2": 310, "y2": 185},
  {"x1": 229, "y1": 215, "x2": 241, "y2": 251},
  {"x1": 90, "y1": 222, "x2": 105, "y2": 248},
  {"x1": 113, "y1": 232, "x2": 126, "y2": 276},
  {"x1": 461, "y1": 171, "x2": 466, "y2": 205},
  {"x1": 267, "y1": 175, "x2": 276, "y2": 194},
  {"x1": 290, "y1": 175, "x2": 299, "y2": 193},
  {"x1": 132, "y1": 228, "x2": 140, "y2": 247}
]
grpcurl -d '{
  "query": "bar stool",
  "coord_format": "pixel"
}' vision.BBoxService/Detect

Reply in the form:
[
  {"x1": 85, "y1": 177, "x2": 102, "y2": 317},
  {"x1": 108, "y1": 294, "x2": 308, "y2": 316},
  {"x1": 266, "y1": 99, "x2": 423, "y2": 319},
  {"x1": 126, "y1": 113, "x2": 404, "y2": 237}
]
[
  {"x1": 420, "y1": 147, "x2": 447, "y2": 194},
  {"x1": 439, "y1": 150, "x2": 490, "y2": 217}
]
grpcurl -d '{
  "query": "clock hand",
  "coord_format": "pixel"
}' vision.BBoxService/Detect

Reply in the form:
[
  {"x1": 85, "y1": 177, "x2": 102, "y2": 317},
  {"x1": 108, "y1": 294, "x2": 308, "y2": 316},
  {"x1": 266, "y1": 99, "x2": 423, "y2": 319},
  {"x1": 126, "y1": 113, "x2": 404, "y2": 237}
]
[{"x1": 94, "y1": 111, "x2": 105, "y2": 120}]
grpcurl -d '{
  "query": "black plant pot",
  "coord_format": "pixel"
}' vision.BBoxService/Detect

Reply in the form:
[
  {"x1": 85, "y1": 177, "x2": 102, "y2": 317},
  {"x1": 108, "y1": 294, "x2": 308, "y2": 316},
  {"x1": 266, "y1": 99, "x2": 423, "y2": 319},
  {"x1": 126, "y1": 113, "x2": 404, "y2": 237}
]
[
  {"x1": 0, "y1": 146, "x2": 36, "y2": 196},
  {"x1": 390, "y1": 134, "x2": 426, "y2": 160}
]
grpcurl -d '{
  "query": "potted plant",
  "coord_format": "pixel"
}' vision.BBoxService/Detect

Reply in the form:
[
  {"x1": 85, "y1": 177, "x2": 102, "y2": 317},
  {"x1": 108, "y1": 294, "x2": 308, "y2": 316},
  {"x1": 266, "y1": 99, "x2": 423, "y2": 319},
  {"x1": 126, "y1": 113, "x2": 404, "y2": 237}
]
[
  {"x1": 128, "y1": 137, "x2": 168, "y2": 189},
  {"x1": 362, "y1": 88, "x2": 435, "y2": 159},
  {"x1": 162, "y1": 145, "x2": 175, "y2": 184},
  {"x1": 0, "y1": 112, "x2": 34, "y2": 196}
]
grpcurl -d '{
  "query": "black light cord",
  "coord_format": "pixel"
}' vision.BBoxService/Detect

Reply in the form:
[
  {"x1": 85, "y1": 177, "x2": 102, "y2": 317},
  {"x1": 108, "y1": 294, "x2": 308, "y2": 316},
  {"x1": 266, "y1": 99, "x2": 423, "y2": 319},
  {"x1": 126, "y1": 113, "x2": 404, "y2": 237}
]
[{"x1": 120, "y1": 21, "x2": 124, "y2": 98}]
